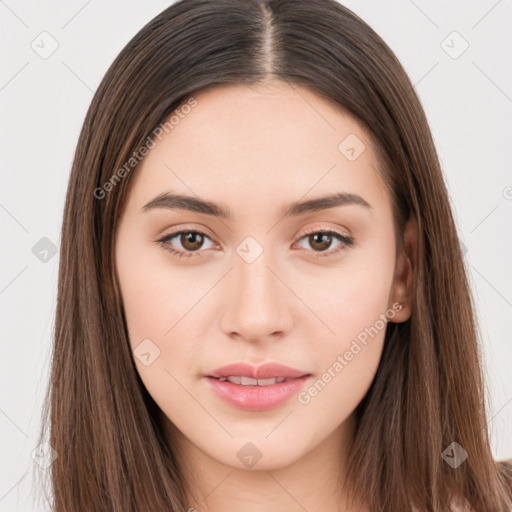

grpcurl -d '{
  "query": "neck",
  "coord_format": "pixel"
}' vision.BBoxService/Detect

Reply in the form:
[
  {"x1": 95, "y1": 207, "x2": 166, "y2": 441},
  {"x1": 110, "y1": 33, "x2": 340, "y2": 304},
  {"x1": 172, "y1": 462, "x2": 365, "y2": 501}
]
[{"x1": 160, "y1": 411, "x2": 369, "y2": 512}]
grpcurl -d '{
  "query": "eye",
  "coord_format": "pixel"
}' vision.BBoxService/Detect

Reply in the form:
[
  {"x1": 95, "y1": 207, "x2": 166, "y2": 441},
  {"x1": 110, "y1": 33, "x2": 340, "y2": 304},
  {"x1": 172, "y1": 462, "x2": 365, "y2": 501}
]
[
  {"x1": 156, "y1": 229, "x2": 216, "y2": 258},
  {"x1": 156, "y1": 227, "x2": 354, "y2": 259},
  {"x1": 294, "y1": 228, "x2": 354, "y2": 257}
]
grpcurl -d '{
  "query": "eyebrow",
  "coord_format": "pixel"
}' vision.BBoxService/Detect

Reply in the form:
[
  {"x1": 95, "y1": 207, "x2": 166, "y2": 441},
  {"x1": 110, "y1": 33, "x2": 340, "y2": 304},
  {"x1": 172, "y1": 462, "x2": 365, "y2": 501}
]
[{"x1": 141, "y1": 191, "x2": 372, "y2": 218}]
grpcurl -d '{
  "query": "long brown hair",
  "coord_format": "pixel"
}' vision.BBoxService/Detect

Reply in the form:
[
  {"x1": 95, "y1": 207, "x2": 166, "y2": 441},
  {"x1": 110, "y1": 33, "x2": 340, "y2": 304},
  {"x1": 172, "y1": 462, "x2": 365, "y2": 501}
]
[{"x1": 35, "y1": 0, "x2": 512, "y2": 510}]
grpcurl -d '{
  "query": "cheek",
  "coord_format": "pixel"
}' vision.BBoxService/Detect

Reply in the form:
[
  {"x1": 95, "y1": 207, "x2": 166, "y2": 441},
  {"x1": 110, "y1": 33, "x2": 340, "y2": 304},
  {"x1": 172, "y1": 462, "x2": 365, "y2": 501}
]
[
  {"x1": 302, "y1": 247, "x2": 395, "y2": 345},
  {"x1": 115, "y1": 236, "x2": 221, "y2": 402},
  {"x1": 295, "y1": 246, "x2": 395, "y2": 411},
  {"x1": 116, "y1": 240, "x2": 201, "y2": 348},
  {"x1": 115, "y1": 245, "x2": 205, "y2": 412},
  {"x1": 297, "y1": 292, "x2": 389, "y2": 430}
]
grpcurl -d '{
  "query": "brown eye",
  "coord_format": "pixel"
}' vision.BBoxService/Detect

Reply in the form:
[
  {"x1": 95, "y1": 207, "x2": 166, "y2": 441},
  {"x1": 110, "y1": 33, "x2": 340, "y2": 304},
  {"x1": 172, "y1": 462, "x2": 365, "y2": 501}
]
[
  {"x1": 296, "y1": 229, "x2": 354, "y2": 257},
  {"x1": 157, "y1": 228, "x2": 354, "y2": 259},
  {"x1": 308, "y1": 232, "x2": 334, "y2": 251},
  {"x1": 180, "y1": 232, "x2": 205, "y2": 251},
  {"x1": 157, "y1": 230, "x2": 215, "y2": 258}
]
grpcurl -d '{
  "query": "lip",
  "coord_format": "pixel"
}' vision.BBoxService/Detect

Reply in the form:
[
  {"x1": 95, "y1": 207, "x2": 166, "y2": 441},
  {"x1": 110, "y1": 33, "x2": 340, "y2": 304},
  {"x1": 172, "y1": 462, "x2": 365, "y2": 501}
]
[
  {"x1": 206, "y1": 362, "x2": 310, "y2": 380},
  {"x1": 204, "y1": 362, "x2": 312, "y2": 411}
]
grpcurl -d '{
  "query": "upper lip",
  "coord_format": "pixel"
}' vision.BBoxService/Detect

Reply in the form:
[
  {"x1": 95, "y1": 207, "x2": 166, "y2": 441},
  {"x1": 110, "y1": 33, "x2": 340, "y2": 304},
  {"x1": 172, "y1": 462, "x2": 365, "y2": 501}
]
[{"x1": 206, "y1": 362, "x2": 311, "y2": 380}]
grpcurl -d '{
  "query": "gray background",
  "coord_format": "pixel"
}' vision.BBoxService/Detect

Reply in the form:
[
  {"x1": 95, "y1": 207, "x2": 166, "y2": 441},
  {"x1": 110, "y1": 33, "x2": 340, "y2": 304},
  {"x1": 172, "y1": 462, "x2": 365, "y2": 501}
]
[{"x1": 1, "y1": 0, "x2": 511, "y2": 510}]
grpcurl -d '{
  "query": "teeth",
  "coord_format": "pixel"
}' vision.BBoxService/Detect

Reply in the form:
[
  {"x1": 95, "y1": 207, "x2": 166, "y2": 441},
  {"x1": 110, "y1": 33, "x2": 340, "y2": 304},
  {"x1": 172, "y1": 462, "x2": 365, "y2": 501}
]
[{"x1": 217, "y1": 376, "x2": 287, "y2": 386}]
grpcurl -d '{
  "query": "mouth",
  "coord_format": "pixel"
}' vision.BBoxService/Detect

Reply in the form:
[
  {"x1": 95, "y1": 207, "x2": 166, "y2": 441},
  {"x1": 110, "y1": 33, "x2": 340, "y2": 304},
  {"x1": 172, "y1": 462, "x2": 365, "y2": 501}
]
[
  {"x1": 204, "y1": 374, "x2": 312, "y2": 411},
  {"x1": 209, "y1": 375, "x2": 304, "y2": 385}
]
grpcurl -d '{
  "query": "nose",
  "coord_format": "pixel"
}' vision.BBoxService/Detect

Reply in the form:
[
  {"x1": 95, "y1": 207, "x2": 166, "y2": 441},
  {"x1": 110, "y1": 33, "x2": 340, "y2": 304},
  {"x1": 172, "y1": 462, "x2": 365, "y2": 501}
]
[{"x1": 219, "y1": 247, "x2": 294, "y2": 344}]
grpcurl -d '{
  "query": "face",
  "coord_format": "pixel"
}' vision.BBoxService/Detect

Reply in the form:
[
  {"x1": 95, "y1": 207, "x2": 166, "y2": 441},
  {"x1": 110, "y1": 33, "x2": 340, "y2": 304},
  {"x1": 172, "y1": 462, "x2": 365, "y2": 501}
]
[{"x1": 115, "y1": 80, "x2": 412, "y2": 472}]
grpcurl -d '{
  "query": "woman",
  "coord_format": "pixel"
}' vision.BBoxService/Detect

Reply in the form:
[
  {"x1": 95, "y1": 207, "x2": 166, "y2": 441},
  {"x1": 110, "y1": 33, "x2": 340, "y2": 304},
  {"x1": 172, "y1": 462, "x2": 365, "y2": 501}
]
[{"x1": 36, "y1": 0, "x2": 512, "y2": 510}]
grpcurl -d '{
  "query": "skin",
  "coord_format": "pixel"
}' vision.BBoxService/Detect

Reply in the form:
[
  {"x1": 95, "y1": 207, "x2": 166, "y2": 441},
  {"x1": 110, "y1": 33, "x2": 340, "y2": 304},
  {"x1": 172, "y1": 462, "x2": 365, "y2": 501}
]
[{"x1": 115, "y1": 79, "x2": 416, "y2": 512}]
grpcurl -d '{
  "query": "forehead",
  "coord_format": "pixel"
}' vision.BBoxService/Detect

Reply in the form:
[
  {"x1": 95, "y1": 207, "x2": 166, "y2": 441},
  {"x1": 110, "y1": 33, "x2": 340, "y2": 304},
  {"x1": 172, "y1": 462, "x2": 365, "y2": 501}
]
[{"x1": 124, "y1": 81, "x2": 389, "y2": 216}]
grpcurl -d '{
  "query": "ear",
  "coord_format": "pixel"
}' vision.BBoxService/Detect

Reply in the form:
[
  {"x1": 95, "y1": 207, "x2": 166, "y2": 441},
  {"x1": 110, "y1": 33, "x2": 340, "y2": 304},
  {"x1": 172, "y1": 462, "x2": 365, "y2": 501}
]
[{"x1": 387, "y1": 214, "x2": 417, "y2": 323}]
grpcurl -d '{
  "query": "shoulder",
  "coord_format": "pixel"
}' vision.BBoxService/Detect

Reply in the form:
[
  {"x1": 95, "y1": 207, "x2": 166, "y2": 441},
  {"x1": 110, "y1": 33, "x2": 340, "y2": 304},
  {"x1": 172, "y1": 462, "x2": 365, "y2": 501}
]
[
  {"x1": 449, "y1": 495, "x2": 473, "y2": 512},
  {"x1": 410, "y1": 495, "x2": 473, "y2": 512}
]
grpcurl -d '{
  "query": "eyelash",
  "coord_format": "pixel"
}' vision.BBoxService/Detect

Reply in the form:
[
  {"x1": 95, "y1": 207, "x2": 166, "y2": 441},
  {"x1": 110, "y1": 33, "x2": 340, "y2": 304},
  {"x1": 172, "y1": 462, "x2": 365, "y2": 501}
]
[{"x1": 155, "y1": 227, "x2": 354, "y2": 259}]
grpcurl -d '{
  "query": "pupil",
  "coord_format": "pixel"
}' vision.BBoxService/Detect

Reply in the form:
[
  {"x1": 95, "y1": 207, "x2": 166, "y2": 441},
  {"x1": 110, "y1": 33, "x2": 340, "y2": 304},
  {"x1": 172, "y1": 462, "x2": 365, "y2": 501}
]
[
  {"x1": 311, "y1": 233, "x2": 331, "y2": 250},
  {"x1": 183, "y1": 232, "x2": 203, "y2": 250}
]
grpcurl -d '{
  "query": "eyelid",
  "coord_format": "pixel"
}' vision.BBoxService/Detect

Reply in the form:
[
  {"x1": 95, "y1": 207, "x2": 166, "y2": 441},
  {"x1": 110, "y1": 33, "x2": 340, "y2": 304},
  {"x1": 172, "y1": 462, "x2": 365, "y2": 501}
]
[
  {"x1": 154, "y1": 226, "x2": 217, "y2": 258},
  {"x1": 155, "y1": 224, "x2": 354, "y2": 258},
  {"x1": 299, "y1": 224, "x2": 352, "y2": 239},
  {"x1": 292, "y1": 226, "x2": 354, "y2": 257},
  {"x1": 155, "y1": 223, "x2": 217, "y2": 245}
]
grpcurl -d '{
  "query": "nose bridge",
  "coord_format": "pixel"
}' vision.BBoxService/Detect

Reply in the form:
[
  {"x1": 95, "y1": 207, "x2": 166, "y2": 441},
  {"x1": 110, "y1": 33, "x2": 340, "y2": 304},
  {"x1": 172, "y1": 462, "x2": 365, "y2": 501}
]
[
  {"x1": 220, "y1": 238, "x2": 291, "y2": 339},
  {"x1": 237, "y1": 250, "x2": 276, "y2": 301}
]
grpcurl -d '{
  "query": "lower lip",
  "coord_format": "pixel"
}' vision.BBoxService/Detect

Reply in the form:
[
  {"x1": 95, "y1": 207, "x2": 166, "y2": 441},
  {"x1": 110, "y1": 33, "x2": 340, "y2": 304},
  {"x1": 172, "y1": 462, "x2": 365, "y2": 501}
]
[{"x1": 204, "y1": 375, "x2": 311, "y2": 411}]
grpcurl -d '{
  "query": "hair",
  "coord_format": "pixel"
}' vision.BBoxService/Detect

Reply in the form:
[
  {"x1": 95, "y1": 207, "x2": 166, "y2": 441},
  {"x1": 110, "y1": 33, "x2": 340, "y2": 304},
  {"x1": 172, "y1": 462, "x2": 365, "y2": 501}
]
[{"x1": 35, "y1": 0, "x2": 512, "y2": 510}]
